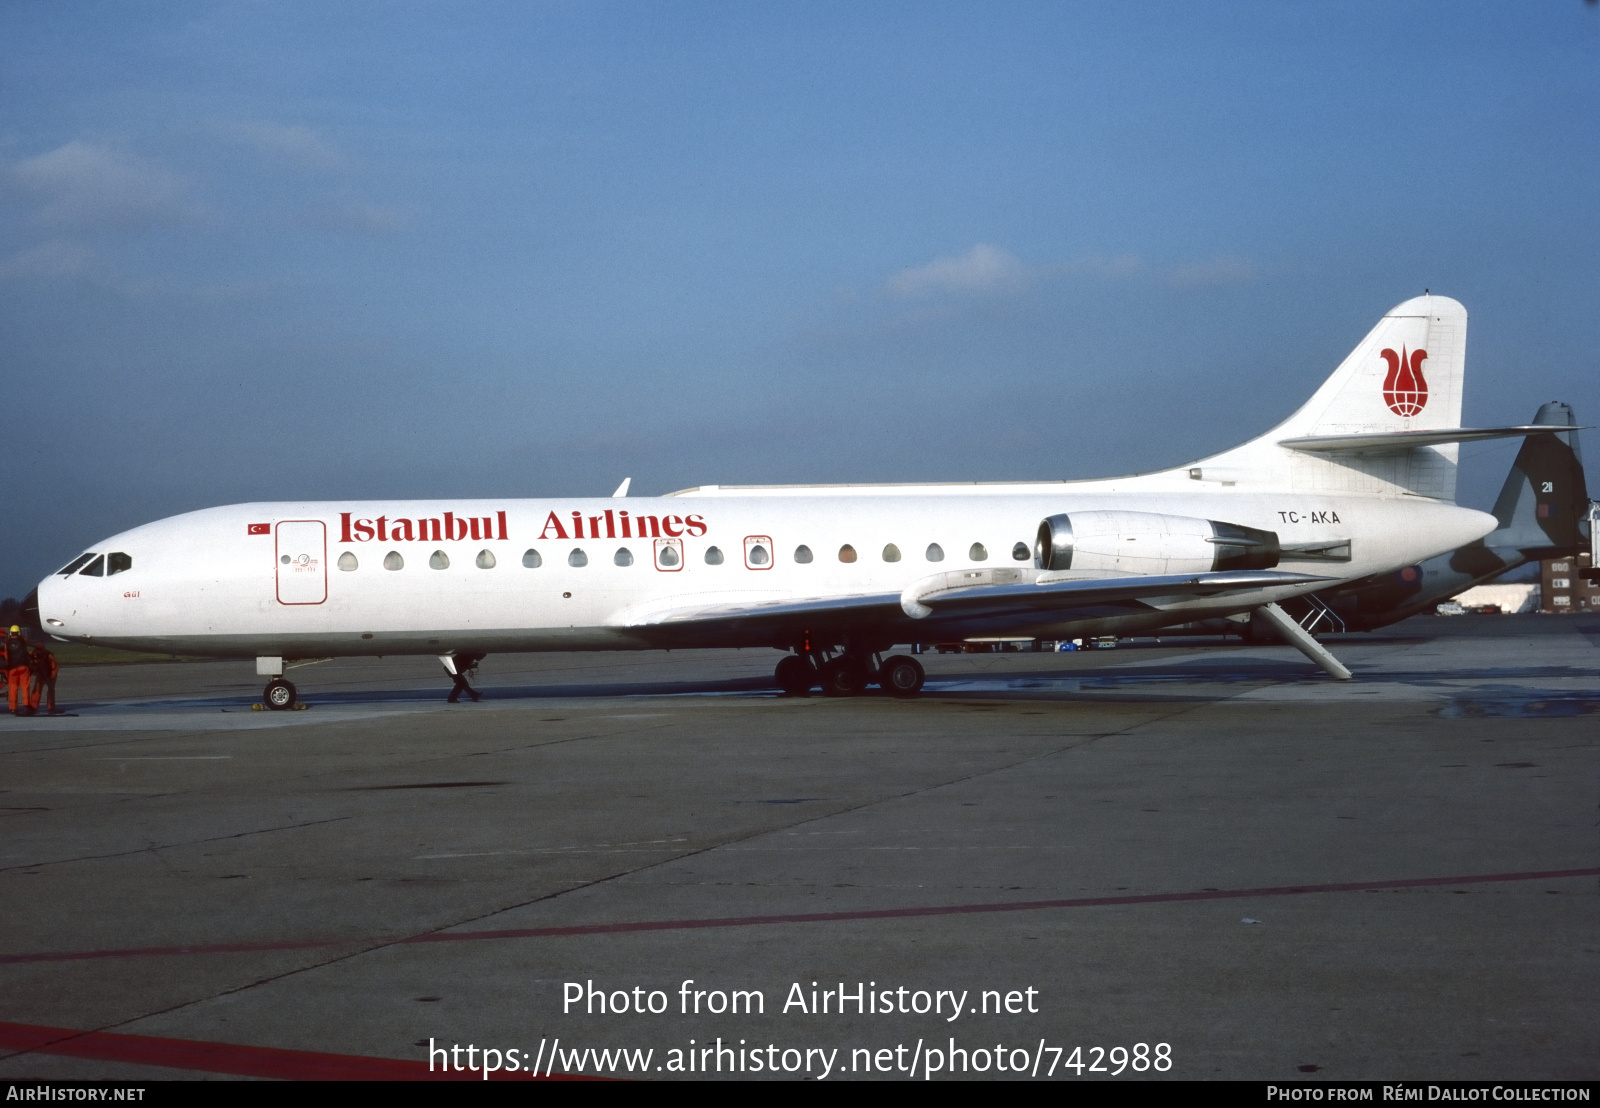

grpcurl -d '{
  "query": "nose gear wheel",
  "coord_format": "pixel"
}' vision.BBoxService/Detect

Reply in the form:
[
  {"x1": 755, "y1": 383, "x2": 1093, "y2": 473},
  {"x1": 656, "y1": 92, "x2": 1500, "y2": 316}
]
[{"x1": 263, "y1": 679, "x2": 297, "y2": 710}]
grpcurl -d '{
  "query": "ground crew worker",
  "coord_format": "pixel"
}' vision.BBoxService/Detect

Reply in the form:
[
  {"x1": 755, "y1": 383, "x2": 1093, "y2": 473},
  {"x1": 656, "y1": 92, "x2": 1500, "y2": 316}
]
[
  {"x1": 5, "y1": 626, "x2": 30, "y2": 714},
  {"x1": 28, "y1": 643, "x2": 58, "y2": 715},
  {"x1": 445, "y1": 653, "x2": 484, "y2": 703}
]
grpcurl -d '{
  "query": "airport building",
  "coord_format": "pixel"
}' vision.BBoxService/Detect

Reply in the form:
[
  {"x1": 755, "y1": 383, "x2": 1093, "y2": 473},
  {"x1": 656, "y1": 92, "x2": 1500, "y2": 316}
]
[
  {"x1": 1449, "y1": 583, "x2": 1539, "y2": 614},
  {"x1": 1540, "y1": 552, "x2": 1599, "y2": 613}
]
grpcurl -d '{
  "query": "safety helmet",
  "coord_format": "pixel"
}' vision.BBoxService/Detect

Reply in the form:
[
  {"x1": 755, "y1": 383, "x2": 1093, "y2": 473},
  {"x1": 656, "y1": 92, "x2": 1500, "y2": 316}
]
[{"x1": 7, "y1": 626, "x2": 18, "y2": 634}]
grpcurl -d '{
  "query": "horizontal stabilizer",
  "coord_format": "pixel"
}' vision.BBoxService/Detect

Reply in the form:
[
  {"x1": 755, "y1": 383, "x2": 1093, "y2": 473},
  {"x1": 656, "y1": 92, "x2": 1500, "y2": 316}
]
[{"x1": 1280, "y1": 426, "x2": 1583, "y2": 454}]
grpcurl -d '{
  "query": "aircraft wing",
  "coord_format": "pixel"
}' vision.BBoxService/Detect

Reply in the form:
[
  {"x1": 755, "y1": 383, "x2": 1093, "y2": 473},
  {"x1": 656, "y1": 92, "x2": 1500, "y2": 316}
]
[{"x1": 614, "y1": 569, "x2": 1329, "y2": 648}]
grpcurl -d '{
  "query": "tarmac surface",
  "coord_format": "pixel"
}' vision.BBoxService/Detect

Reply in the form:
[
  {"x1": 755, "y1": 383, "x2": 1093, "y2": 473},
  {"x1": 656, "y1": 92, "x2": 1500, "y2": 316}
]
[{"x1": 0, "y1": 613, "x2": 1595, "y2": 1081}]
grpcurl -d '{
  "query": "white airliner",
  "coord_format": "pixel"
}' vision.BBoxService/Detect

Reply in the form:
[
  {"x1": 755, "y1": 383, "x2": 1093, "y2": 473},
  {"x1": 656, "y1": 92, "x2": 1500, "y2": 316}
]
[{"x1": 32, "y1": 295, "x2": 1577, "y2": 708}]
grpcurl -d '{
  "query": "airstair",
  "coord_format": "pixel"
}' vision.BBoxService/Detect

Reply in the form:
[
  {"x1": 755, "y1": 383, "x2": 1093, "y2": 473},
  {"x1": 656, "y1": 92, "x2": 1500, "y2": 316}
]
[{"x1": 1296, "y1": 594, "x2": 1346, "y2": 636}]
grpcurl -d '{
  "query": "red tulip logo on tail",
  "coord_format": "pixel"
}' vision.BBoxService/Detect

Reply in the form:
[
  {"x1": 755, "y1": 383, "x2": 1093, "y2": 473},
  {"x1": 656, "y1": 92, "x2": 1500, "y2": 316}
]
[{"x1": 1380, "y1": 346, "x2": 1428, "y2": 417}]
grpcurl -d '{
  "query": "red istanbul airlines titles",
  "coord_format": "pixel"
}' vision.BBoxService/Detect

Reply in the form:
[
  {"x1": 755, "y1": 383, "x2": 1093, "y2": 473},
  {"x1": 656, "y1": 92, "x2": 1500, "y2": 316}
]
[{"x1": 334, "y1": 509, "x2": 710, "y2": 544}]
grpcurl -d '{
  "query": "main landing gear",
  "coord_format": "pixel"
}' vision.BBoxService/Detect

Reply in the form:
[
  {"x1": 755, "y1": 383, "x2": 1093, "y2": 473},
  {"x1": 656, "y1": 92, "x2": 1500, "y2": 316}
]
[
  {"x1": 774, "y1": 654, "x2": 815, "y2": 696},
  {"x1": 263, "y1": 678, "x2": 297, "y2": 710},
  {"x1": 773, "y1": 650, "x2": 925, "y2": 698},
  {"x1": 879, "y1": 654, "x2": 926, "y2": 697}
]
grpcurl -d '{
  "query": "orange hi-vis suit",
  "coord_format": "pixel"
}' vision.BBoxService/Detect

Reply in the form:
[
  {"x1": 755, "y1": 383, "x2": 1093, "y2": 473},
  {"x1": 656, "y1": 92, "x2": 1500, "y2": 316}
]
[{"x1": 4, "y1": 631, "x2": 29, "y2": 713}]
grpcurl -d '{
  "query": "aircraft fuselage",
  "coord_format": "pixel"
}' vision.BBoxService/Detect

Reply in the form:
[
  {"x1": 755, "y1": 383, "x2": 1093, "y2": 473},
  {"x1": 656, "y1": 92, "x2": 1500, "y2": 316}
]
[{"x1": 37, "y1": 488, "x2": 1495, "y2": 659}]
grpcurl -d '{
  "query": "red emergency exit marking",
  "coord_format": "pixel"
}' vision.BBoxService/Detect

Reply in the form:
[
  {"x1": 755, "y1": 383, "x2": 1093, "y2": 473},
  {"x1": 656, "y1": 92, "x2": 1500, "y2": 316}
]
[{"x1": 248, "y1": 523, "x2": 270, "y2": 535}]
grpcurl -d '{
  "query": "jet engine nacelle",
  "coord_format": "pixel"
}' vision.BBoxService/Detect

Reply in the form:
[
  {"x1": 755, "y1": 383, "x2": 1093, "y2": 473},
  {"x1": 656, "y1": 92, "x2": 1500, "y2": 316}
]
[{"x1": 1035, "y1": 510, "x2": 1281, "y2": 575}]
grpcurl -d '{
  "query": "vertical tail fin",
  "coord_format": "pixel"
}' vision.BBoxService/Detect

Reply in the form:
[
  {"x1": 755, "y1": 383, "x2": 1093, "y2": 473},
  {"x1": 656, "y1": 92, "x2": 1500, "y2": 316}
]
[
  {"x1": 1192, "y1": 295, "x2": 1470, "y2": 499},
  {"x1": 1485, "y1": 401, "x2": 1588, "y2": 557},
  {"x1": 1277, "y1": 294, "x2": 1466, "y2": 439}
]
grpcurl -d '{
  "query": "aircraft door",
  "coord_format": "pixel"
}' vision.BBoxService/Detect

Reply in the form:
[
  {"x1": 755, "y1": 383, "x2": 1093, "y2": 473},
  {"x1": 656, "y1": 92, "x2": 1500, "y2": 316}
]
[{"x1": 275, "y1": 520, "x2": 327, "y2": 605}]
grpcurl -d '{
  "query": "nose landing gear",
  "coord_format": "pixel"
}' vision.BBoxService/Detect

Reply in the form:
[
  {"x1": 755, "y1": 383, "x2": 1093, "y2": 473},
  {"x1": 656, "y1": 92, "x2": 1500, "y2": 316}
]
[{"x1": 263, "y1": 678, "x2": 297, "y2": 710}]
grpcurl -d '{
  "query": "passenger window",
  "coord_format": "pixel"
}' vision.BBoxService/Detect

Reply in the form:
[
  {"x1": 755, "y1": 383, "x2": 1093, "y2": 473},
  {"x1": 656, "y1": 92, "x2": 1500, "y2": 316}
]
[
  {"x1": 657, "y1": 542, "x2": 681, "y2": 568},
  {"x1": 705, "y1": 546, "x2": 724, "y2": 565},
  {"x1": 337, "y1": 552, "x2": 359, "y2": 572},
  {"x1": 1012, "y1": 542, "x2": 1030, "y2": 561},
  {"x1": 280, "y1": 555, "x2": 291, "y2": 564},
  {"x1": 569, "y1": 548, "x2": 588, "y2": 567},
  {"x1": 383, "y1": 551, "x2": 404, "y2": 571},
  {"x1": 882, "y1": 544, "x2": 901, "y2": 563},
  {"x1": 794, "y1": 545, "x2": 813, "y2": 564},
  {"x1": 969, "y1": 543, "x2": 988, "y2": 561},
  {"x1": 429, "y1": 550, "x2": 450, "y2": 570},
  {"x1": 79, "y1": 554, "x2": 106, "y2": 577},
  {"x1": 476, "y1": 549, "x2": 496, "y2": 569},
  {"x1": 614, "y1": 548, "x2": 634, "y2": 566},
  {"x1": 107, "y1": 552, "x2": 132, "y2": 575},
  {"x1": 523, "y1": 548, "x2": 542, "y2": 568},
  {"x1": 925, "y1": 543, "x2": 944, "y2": 562},
  {"x1": 746, "y1": 542, "x2": 770, "y2": 567},
  {"x1": 58, "y1": 553, "x2": 95, "y2": 575},
  {"x1": 839, "y1": 544, "x2": 857, "y2": 563}
]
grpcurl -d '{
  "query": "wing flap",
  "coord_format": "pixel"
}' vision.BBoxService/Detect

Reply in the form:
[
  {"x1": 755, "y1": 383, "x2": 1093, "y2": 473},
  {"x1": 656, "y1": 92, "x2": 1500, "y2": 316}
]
[
  {"x1": 614, "y1": 569, "x2": 1329, "y2": 647},
  {"x1": 910, "y1": 569, "x2": 1329, "y2": 619}
]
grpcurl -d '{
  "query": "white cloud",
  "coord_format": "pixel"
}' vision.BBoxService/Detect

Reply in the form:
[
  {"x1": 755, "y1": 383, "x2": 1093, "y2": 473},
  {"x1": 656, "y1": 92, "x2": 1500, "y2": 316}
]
[
  {"x1": 8, "y1": 141, "x2": 198, "y2": 230},
  {"x1": 0, "y1": 240, "x2": 95, "y2": 280},
  {"x1": 885, "y1": 244, "x2": 1031, "y2": 298},
  {"x1": 1161, "y1": 256, "x2": 1258, "y2": 289},
  {"x1": 216, "y1": 121, "x2": 347, "y2": 171}
]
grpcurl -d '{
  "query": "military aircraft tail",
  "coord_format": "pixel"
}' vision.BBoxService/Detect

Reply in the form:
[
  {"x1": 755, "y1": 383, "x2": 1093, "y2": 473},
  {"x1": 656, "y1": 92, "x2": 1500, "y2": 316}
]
[
  {"x1": 1292, "y1": 402, "x2": 1589, "y2": 631},
  {"x1": 1483, "y1": 400, "x2": 1588, "y2": 559}
]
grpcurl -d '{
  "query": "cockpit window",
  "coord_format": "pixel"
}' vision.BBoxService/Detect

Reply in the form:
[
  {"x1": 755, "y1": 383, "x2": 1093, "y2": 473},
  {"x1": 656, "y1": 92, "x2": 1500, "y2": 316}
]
[
  {"x1": 79, "y1": 555, "x2": 106, "y2": 577},
  {"x1": 58, "y1": 553, "x2": 95, "y2": 575},
  {"x1": 107, "y1": 552, "x2": 133, "y2": 575}
]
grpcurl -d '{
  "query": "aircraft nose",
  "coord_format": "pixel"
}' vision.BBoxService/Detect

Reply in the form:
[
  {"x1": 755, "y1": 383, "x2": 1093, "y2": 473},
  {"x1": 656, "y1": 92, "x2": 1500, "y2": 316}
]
[{"x1": 32, "y1": 575, "x2": 79, "y2": 641}]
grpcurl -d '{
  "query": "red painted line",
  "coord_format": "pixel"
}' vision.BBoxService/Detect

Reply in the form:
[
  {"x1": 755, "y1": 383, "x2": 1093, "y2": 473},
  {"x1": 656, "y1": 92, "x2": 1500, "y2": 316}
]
[
  {"x1": 0, "y1": 1020, "x2": 586, "y2": 1080},
  {"x1": 406, "y1": 866, "x2": 1600, "y2": 943},
  {"x1": 0, "y1": 937, "x2": 363, "y2": 965},
  {"x1": 3, "y1": 866, "x2": 1594, "y2": 967}
]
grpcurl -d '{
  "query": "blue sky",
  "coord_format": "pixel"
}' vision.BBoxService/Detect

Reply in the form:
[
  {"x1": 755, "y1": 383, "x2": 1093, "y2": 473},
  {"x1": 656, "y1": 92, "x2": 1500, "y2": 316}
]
[{"x1": 2, "y1": 2, "x2": 1596, "y2": 597}]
